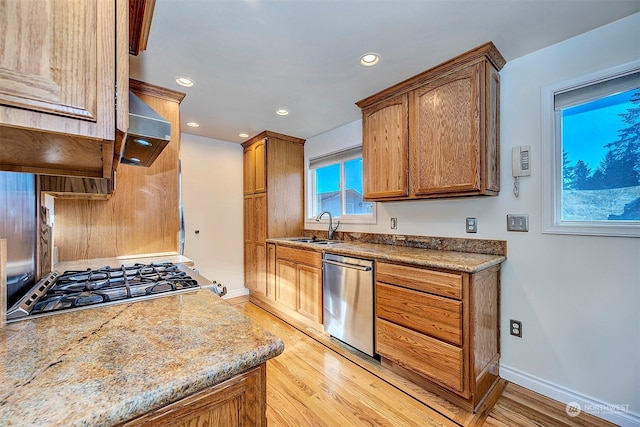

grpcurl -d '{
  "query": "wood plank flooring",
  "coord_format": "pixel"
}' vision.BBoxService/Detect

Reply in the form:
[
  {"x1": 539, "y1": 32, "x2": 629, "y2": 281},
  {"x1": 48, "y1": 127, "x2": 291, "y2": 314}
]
[{"x1": 230, "y1": 298, "x2": 617, "y2": 427}]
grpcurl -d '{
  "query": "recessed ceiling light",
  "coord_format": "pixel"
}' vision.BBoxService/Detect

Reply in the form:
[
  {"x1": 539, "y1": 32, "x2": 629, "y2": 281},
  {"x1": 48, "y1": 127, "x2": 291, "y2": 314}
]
[
  {"x1": 239, "y1": 133, "x2": 249, "y2": 138},
  {"x1": 276, "y1": 109, "x2": 289, "y2": 116},
  {"x1": 186, "y1": 121, "x2": 200, "y2": 128},
  {"x1": 176, "y1": 76, "x2": 195, "y2": 87},
  {"x1": 360, "y1": 53, "x2": 380, "y2": 67}
]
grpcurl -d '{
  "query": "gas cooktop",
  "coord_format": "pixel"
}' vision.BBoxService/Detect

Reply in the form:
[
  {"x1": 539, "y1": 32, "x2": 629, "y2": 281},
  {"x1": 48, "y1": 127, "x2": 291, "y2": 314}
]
[{"x1": 6, "y1": 262, "x2": 213, "y2": 321}]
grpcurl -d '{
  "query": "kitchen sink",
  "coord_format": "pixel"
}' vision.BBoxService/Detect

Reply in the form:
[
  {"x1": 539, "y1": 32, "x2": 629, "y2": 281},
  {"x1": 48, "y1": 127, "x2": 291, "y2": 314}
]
[{"x1": 290, "y1": 238, "x2": 337, "y2": 244}]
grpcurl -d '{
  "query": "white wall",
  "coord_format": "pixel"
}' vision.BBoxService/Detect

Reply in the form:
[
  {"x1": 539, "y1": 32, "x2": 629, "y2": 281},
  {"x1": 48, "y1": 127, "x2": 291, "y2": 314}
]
[
  {"x1": 306, "y1": 14, "x2": 640, "y2": 425},
  {"x1": 180, "y1": 134, "x2": 246, "y2": 298}
]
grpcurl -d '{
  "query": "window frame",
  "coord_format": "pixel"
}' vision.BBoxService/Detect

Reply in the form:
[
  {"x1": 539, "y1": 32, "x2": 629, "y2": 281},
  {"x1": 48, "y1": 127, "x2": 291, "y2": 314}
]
[
  {"x1": 541, "y1": 60, "x2": 640, "y2": 238},
  {"x1": 305, "y1": 146, "x2": 376, "y2": 225}
]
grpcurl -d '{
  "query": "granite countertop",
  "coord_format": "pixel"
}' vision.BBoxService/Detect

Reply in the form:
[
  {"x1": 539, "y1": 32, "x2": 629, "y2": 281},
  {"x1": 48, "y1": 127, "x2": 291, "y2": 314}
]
[
  {"x1": 0, "y1": 290, "x2": 284, "y2": 426},
  {"x1": 268, "y1": 237, "x2": 506, "y2": 273}
]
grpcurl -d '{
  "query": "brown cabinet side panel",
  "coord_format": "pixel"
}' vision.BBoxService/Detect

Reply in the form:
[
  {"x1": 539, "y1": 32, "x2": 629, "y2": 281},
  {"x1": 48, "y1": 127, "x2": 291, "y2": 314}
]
[{"x1": 266, "y1": 138, "x2": 304, "y2": 238}]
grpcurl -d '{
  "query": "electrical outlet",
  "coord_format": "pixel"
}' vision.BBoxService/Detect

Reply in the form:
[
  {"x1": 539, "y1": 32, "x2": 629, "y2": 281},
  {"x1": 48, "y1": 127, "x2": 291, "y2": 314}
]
[
  {"x1": 465, "y1": 217, "x2": 477, "y2": 233},
  {"x1": 510, "y1": 319, "x2": 522, "y2": 338},
  {"x1": 507, "y1": 214, "x2": 529, "y2": 232},
  {"x1": 390, "y1": 218, "x2": 397, "y2": 229}
]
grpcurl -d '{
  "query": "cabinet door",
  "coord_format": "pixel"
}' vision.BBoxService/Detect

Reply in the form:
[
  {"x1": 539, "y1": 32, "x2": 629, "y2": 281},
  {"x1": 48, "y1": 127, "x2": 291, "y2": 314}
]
[
  {"x1": 253, "y1": 140, "x2": 267, "y2": 193},
  {"x1": 410, "y1": 64, "x2": 481, "y2": 195},
  {"x1": 243, "y1": 140, "x2": 266, "y2": 195},
  {"x1": 0, "y1": 0, "x2": 125, "y2": 178},
  {"x1": 297, "y1": 265, "x2": 322, "y2": 324},
  {"x1": 243, "y1": 145, "x2": 255, "y2": 195},
  {"x1": 276, "y1": 259, "x2": 298, "y2": 311},
  {"x1": 362, "y1": 95, "x2": 409, "y2": 199}
]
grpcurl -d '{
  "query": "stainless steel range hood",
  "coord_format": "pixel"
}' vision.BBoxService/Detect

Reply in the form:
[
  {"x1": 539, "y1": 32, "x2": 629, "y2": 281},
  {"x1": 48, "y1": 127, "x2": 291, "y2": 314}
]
[{"x1": 121, "y1": 92, "x2": 172, "y2": 167}]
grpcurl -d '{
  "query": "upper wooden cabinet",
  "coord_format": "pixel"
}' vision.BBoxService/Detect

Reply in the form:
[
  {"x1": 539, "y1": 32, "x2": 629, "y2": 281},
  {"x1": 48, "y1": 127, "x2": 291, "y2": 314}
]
[
  {"x1": 357, "y1": 42, "x2": 505, "y2": 201},
  {"x1": 129, "y1": 0, "x2": 156, "y2": 56},
  {"x1": 362, "y1": 95, "x2": 409, "y2": 199},
  {"x1": 243, "y1": 139, "x2": 267, "y2": 195},
  {"x1": 0, "y1": 0, "x2": 129, "y2": 179}
]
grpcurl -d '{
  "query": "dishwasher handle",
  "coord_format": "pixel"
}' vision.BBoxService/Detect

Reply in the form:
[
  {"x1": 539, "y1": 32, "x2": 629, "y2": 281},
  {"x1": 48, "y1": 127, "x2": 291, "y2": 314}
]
[{"x1": 322, "y1": 259, "x2": 372, "y2": 271}]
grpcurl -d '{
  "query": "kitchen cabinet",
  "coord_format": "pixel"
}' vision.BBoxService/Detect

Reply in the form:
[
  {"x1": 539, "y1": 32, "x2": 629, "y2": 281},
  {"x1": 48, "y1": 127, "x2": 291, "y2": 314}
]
[
  {"x1": 356, "y1": 42, "x2": 505, "y2": 201},
  {"x1": 0, "y1": 0, "x2": 129, "y2": 179},
  {"x1": 243, "y1": 139, "x2": 266, "y2": 195},
  {"x1": 129, "y1": 0, "x2": 156, "y2": 56},
  {"x1": 275, "y1": 246, "x2": 323, "y2": 326},
  {"x1": 242, "y1": 131, "x2": 305, "y2": 298},
  {"x1": 121, "y1": 364, "x2": 267, "y2": 427},
  {"x1": 375, "y1": 261, "x2": 501, "y2": 412}
]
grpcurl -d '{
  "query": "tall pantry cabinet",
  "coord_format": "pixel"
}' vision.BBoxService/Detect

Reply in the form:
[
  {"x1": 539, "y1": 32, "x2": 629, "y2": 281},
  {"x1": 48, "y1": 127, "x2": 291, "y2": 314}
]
[{"x1": 243, "y1": 131, "x2": 305, "y2": 298}]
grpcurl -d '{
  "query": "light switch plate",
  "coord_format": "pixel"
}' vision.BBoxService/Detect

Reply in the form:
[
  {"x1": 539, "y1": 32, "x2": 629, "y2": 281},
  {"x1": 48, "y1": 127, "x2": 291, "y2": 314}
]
[{"x1": 507, "y1": 214, "x2": 529, "y2": 232}]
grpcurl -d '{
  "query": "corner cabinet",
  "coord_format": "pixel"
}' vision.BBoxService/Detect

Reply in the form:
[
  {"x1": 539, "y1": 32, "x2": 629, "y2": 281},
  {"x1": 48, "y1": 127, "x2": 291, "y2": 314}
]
[
  {"x1": 242, "y1": 131, "x2": 305, "y2": 298},
  {"x1": 0, "y1": 0, "x2": 129, "y2": 179},
  {"x1": 357, "y1": 42, "x2": 505, "y2": 201},
  {"x1": 375, "y1": 261, "x2": 501, "y2": 412}
]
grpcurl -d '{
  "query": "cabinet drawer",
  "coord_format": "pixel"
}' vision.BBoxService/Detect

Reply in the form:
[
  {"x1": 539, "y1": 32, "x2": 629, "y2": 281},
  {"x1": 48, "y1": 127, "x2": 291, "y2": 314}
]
[
  {"x1": 277, "y1": 246, "x2": 321, "y2": 268},
  {"x1": 376, "y1": 262, "x2": 463, "y2": 299},
  {"x1": 376, "y1": 283, "x2": 462, "y2": 345},
  {"x1": 376, "y1": 318, "x2": 464, "y2": 393}
]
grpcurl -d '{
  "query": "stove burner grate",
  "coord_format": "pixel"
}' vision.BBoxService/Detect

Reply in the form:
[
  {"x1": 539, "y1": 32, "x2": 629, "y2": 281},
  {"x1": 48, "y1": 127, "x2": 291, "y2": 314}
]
[{"x1": 28, "y1": 262, "x2": 200, "y2": 316}]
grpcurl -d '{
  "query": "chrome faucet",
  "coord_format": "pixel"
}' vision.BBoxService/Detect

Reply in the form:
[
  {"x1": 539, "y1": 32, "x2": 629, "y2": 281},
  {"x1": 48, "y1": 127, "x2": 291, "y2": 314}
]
[{"x1": 315, "y1": 211, "x2": 340, "y2": 240}]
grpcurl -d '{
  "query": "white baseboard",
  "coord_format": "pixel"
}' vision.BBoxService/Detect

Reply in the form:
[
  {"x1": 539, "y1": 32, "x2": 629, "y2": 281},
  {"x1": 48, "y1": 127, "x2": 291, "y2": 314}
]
[
  {"x1": 221, "y1": 287, "x2": 249, "y2": 300},
  {"x1": 500, "y1": 365, "x2": 639, "y2": 427}
]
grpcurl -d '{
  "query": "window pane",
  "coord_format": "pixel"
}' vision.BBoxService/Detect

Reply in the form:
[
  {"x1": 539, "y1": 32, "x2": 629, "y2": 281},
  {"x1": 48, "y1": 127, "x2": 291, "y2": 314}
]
[
  {"x1": 344, "y1": 158, "x2": 372, "y2": 215},
  {"x1": 561, "y1": 88, "x2": 640, "y2": 221},
  {"x1": 314, "y1": 163, "x2": 340, "y2": 217}
]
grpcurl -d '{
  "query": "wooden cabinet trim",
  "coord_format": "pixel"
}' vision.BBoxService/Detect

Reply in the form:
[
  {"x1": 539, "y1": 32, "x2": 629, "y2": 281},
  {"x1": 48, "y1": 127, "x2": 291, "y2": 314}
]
[{"x1": 356, "y1": 42, "x2": 505, "y2": 109}]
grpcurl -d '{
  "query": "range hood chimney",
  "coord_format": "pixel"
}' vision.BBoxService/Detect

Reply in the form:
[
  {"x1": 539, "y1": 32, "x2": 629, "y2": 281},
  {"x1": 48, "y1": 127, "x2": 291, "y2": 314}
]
[{"x1": 121, "y1": 92, "x2": 172, "y2": 167}]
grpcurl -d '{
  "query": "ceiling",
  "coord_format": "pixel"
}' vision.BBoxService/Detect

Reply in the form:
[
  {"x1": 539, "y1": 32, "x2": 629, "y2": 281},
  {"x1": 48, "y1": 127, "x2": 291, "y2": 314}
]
[{"x1": 129, "y1": 0, "x2": 640, "y2": 144}]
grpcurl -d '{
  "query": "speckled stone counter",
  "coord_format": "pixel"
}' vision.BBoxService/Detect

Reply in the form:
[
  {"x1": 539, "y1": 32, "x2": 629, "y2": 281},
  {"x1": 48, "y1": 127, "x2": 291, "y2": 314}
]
[
  {"x1": 268, "y1": 236, "x2": 506, "y2": 273},
  {"x1": 0, "y1": 290, "x2": 284, "y2": 426}
]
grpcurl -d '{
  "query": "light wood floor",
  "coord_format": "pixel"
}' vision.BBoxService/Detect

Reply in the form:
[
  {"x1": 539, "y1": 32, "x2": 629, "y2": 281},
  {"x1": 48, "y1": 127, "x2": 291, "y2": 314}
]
[{"x1": 230, "y1": 299, "x2": 617, "y2": 427}]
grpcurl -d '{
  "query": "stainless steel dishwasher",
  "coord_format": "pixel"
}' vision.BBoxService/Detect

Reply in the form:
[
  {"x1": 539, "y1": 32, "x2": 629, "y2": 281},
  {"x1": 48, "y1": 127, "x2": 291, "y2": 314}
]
[{"x1": 322, "y1": 253, "x2": 375, "y2": 357}]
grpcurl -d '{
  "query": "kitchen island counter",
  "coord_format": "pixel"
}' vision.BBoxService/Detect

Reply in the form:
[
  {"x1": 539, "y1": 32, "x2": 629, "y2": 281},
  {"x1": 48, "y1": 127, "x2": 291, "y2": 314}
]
[{"x1": 0, "y1": 289, "x2": 284, "y2": 426}]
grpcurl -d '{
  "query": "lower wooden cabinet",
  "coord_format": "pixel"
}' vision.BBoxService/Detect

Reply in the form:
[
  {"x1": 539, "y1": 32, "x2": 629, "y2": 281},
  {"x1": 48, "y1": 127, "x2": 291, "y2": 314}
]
[
  {"x1": 250, "y1": 244, "x2": 323, "y2": 331},
  {"x1": 375, "y1": 261, "x2": 501, "y2": 412},
  {"x1": 120, "y1": 364, "x2": 266, "y2": 427}
]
